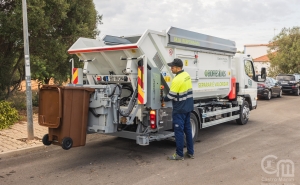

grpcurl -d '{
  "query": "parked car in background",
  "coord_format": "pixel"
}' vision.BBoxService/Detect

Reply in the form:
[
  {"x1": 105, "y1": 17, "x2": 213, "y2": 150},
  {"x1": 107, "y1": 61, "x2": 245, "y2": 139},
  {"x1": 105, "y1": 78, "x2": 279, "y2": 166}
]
[
  {"x1": 276, "y1": 74, "x2": 300, "y2": 96},
  {"x1": 257, "y1": 77, "x2": 282, "y2": 100}
]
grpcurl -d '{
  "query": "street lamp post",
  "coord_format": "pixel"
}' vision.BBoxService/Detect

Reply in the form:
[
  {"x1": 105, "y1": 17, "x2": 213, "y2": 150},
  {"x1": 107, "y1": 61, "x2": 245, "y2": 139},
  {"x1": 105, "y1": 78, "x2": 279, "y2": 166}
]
[{"x1": 22, "y1": 0, "x2": 34, "y2": 140}]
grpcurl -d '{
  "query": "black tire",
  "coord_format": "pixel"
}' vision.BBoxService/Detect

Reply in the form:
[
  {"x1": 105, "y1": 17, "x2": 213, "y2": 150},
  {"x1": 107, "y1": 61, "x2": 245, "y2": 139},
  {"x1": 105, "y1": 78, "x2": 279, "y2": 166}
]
[
  {"x1": 42, "y1": 134, "x2": 52, "y2": 146},
  {"x1": 185, "y1": 113, "x2": 199, "y2": 144},
  {"x1": 183, "y1": 112, "x2": 199, "y2": 147},
  {"x1": 277, "y1": 89, "x2": 282, "y2": 98},
  {"x1": 61, "y1": 137, "x2": 73, "y2": 150},
  {"x1": 265, "y1": 90, "x2": 272, "y2": 100},
  {"x1": 236, "y1": 101, "x2": 250, "y2": 125},
  {"x1": 295, "y1": 88, "x2": 300, "y2": 96}
]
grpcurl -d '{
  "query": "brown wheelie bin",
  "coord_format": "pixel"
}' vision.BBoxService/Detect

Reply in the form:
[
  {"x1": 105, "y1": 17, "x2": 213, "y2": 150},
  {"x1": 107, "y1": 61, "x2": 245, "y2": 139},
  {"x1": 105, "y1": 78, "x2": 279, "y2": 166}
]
[{"x1": 38, "y1": 85, "x2": 94, "y2": 150}]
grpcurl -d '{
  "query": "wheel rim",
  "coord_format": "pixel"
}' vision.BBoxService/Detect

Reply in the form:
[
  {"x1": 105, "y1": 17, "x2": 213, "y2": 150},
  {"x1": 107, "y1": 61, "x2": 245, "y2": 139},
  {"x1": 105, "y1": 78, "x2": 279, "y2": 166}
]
[
  {"x1": 268, "y1": 91, "x2": 271, "y2": 99},
  {"x1": 190, "y1": 118, "x2": 196, "y2": 138},
  {"x1": 65, "y1": 140, "x2": 71, "y2": 147},
  {"x1": 242, "y1": 106, "x2": 250, "y2": 120},
  {"x1": 279, "y1": 90, "x2": 282, "y2": 97}
]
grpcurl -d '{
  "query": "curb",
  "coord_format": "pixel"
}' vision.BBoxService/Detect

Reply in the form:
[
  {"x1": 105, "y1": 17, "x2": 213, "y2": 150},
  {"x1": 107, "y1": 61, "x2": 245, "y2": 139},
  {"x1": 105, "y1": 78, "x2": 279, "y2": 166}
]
[{"x1": 0, "y1": 144, "x2": 47, "y2": 158}]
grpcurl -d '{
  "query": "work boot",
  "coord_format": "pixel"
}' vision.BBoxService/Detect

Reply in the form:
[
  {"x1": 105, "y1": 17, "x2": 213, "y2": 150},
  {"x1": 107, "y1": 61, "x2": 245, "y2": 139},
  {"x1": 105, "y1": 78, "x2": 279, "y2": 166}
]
[
  {"x1": 167, "y1": 153, "x2": 184, "y2": 160},
  {"x1": 185, "y1": 152, "x2": 194, "y2": 159}
]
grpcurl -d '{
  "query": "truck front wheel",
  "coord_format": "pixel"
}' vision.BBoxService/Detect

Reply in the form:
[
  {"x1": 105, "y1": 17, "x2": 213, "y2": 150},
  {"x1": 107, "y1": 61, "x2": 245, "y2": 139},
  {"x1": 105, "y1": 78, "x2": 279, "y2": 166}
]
[{"x1": 236, "y1": 101, "x2": 250, "y2": 125}]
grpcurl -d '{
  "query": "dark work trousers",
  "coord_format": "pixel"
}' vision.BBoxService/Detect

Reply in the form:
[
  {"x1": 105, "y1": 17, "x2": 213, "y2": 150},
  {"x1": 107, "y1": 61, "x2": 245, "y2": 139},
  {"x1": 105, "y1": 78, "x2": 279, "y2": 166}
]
[{"x1": 173, "y1": 112, "x2": 194, "y2": 157}]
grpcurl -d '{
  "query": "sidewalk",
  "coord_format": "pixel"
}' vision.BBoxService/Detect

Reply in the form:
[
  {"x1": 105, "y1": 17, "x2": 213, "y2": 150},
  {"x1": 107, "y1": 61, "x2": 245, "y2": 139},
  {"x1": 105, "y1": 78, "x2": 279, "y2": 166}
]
[{"x1": 0, "y1": 114, "x2": 48, "y2": 154}]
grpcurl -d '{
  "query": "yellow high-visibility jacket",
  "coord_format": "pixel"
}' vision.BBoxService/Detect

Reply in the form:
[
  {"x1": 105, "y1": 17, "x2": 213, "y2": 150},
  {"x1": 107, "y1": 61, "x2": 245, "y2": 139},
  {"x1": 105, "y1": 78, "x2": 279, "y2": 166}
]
[{"x1": 164, "y1": 70, "x2": 194, "y2": 113}]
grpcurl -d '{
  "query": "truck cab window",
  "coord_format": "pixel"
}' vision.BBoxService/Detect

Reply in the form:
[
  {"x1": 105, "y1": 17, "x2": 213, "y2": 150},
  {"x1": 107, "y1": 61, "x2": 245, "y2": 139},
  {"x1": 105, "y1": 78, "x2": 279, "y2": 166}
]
[{"x1": 244, "y1": 60, "x2": 255, "y2": 79}]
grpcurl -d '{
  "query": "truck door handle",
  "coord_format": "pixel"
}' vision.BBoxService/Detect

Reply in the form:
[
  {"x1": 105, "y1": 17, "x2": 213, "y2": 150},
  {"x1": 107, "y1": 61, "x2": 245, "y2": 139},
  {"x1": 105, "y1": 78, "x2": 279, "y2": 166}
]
[{"x1": 245, "y1": 85, "x2": 248, "y2": 89}]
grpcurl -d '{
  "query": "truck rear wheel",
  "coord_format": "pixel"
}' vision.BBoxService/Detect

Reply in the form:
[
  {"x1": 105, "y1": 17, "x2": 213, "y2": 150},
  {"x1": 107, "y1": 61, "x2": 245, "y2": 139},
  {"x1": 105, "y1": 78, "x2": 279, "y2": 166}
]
[
  {"x1": 236, "y1": 101, "x2": 250, "y2": 125},
  {"x1": 184, "y1": 112, "x2": 199, "y2": 145}
]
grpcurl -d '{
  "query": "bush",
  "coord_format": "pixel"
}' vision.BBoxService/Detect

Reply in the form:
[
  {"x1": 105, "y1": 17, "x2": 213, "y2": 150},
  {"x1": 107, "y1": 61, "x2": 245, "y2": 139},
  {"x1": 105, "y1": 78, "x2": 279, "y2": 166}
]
[
  {"x1": 6, "y1": 91, "x2": 27, "y2": 110},
  {"x1": 6, "y1": 90, "x2": 39, "y2": 110},
  {"x1": 0, "y1": 101, "x2": 20, "y2": 130},
  {"x1": 32, "y1": 91, "x2": 39, "y2": 107}
]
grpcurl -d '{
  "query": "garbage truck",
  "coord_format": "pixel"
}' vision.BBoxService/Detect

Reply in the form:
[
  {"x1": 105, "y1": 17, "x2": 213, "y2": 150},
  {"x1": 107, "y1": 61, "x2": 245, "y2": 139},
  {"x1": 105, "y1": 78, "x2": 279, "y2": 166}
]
[{"x1": 39, "y1": 27, "x2": 266, "y2": 149}]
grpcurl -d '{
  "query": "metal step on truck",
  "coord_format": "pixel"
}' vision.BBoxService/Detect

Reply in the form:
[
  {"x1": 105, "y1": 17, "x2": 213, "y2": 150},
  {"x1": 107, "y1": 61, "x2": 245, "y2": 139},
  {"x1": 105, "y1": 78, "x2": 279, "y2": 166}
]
[{"x1": 39, "y1": 27, "x2": 266, "y2": 149}]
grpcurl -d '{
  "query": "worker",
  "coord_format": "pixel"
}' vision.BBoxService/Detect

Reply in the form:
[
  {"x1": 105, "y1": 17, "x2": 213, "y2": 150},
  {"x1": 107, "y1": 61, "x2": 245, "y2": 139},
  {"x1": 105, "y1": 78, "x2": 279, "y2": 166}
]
[{"x1": 164, "y1": 58, "x2": 194, "y2": 160}]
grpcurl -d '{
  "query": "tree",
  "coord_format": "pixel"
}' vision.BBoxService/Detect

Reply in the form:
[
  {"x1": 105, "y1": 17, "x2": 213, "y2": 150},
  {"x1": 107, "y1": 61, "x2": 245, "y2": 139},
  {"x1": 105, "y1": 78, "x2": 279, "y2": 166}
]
[
  {"x1": 29, "y1": 0, "x2": 103, "y2": 84},
  {"x1": 0, "y1": 0, "x2": 102, "y2": 99},
  {"x1": 0, "y1": 0, "x2": 24, "y2": 99},
  {"x1": 268, "y1": 27, "x2": 300, "y2": 76}
]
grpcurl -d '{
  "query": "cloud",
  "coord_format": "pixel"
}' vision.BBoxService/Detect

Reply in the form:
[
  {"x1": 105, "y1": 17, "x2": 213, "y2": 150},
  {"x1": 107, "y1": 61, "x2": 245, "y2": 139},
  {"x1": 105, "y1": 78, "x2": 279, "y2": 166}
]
[{"x1": 94, "y1": 0, "x2": 300, "y2": 51}]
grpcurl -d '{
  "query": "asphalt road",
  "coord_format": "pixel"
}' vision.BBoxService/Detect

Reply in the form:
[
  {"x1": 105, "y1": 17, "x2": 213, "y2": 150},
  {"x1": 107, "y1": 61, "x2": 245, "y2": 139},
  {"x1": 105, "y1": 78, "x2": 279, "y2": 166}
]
[{"x1": 1, "y1": 95, "x2": 299, "y2": 185}]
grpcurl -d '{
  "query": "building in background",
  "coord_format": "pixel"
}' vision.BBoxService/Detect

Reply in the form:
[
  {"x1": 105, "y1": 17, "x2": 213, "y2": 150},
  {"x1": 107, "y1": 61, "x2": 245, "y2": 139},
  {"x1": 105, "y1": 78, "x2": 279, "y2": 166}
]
[
  {"x1": 244, "y1": 44, "x2": 270, "y2": 59},
  {"x1": 253, "y1": 54, "x2": 270, "y2": 74},
  {"x1": 244, "y1": 44, "x2": 273, "y2": 75}
]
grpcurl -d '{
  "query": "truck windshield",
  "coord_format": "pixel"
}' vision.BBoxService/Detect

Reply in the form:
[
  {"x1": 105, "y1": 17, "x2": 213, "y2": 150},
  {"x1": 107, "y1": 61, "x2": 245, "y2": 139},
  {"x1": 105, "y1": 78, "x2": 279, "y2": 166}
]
[{"x1": 276, "y1": 76, "x2": 295, "y2": 81}]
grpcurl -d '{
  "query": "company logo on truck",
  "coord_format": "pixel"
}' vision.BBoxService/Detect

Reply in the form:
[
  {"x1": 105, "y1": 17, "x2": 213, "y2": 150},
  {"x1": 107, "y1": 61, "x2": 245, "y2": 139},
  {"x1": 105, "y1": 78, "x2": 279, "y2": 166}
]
[
  {"x1": 204, "y1": 70, "x2": 227, "y2": 77},
  {"x1": 198, "y1": 81, "x2": 229, "y2": 88},
  {"x1": 248, "y1": 79, "x2": 252, "y2": 87},
  {"x1": 217, "y1": 57, "x2": 228, "y2": 62}
]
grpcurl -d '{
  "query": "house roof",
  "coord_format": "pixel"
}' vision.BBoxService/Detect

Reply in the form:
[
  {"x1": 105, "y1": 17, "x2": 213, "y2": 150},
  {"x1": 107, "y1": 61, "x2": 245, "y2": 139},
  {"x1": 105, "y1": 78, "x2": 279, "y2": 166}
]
[
  {"x1": 244, "y1": 44, "x2": 270, "y2": 47},
  {"x1": 253, "y1": 54, "x2": 270, "y2": 62},
  {"x1": 253, "y1": 52, "x2": 276, "y2": 62},
  {"x1": 244, "y1": 43, "x2": 273, "y2": 47}
]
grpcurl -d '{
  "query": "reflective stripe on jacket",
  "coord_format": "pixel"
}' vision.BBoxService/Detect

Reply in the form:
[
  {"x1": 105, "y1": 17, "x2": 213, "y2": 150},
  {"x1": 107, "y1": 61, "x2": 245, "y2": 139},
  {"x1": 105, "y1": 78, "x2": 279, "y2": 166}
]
[{"x1": 164, "y1": 70, "x2": 194, "y2": 113}]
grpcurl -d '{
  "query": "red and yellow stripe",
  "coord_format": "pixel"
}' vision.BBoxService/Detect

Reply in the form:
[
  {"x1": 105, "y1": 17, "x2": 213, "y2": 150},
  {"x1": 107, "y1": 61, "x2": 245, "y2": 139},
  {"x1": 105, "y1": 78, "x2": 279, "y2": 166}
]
[
  {"x1": 137, "y1": 66, "x2": 144, "y2": 104},
  {"x1": 73, "y1": 68, "x2": 78, "y2": 84}
]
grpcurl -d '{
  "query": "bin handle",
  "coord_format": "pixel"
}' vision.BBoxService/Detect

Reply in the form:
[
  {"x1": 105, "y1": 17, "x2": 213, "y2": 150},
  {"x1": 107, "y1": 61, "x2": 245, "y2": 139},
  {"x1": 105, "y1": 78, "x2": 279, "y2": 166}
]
[{"x1": 57, "y1": 87, "x2": 62, "y2": 119}]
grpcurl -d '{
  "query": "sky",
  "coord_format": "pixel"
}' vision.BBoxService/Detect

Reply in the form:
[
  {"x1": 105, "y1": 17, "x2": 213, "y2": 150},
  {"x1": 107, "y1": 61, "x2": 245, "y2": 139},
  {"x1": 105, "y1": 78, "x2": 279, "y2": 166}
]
[{"x1": 94, "y1": 0, "x2": 300, "y2": 51}]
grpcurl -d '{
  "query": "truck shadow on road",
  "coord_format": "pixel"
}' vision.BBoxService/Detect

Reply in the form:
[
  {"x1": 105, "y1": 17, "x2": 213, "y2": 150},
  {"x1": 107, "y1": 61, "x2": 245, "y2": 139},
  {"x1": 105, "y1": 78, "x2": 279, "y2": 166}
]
[
  {"x1": 1, "y1": 119, "x2": 257, "y2": 179},
  {"x1": 43, "y1": 119, "x2": 253, "y2": 170}
]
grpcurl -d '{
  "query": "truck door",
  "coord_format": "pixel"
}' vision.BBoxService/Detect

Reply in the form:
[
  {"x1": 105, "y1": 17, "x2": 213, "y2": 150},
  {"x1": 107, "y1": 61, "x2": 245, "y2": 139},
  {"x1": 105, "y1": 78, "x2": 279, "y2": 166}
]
[{"x1": 244, "y1": 60, "x2": 257, "y2": 103}]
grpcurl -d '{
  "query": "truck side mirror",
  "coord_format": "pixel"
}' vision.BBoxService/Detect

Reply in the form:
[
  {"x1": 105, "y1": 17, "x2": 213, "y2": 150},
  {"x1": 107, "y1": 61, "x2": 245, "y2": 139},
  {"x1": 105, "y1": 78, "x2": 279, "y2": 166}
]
[
  {"x1": 255, "y1": 75, "x2": 265, "y2": 82},
  {"x1": 261, "y1": 67, "x2": 267, "y2": 80}
]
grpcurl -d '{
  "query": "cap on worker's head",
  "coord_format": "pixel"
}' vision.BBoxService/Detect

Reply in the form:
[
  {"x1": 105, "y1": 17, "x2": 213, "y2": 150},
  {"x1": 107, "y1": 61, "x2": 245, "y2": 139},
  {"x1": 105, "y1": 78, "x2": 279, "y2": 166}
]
[{"x1": 167, "y1": 58, "x2": 183, "y2": 68}]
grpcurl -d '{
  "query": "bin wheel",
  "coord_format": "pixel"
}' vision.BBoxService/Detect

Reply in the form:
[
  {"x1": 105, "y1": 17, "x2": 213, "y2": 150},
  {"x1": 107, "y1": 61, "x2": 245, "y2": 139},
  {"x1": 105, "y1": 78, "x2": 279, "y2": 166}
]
[
  {"x1": 61, "y1": 137, "x2": 73, "y2": 150},
  {"x1": 42, "y1": 134, "x2": 52, "y2": 146}
]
